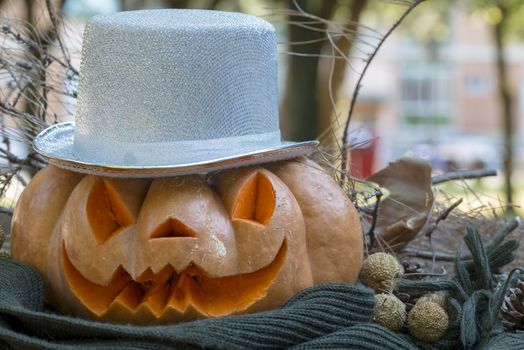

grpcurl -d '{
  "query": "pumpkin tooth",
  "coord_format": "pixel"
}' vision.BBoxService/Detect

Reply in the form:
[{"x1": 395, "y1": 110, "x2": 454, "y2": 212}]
[
  {"x1": 61, "y1": 244, "x2": 132, "y2": 316},
  {"x1": 166, "y1": 273, "x2": 192, "y2": 313},
  {"x1": 137, "y1": 266, "x2": 173, "y2": 298},
  {"x1": 166, "y1": 240, "x2": 289, "y2": 318},
  {"x1": 111, "y1": 272, "x2": 181, "y2": 317},
  {"x1": 112, "y1": 281, "x2": 144, "y2": 311},
  {"x1": 142, "y1": 278, "x2": 175, "y2": 317}
]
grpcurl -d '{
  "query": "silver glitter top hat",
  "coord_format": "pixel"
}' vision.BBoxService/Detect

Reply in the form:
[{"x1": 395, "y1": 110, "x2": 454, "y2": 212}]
[{"x1": 33, "y1": 9, "x2": 317, "y2": 177}]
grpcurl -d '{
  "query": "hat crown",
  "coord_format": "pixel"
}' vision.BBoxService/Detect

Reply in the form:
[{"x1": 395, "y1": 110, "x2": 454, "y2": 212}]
[{"x1": 74, "y1": 9, "x2": 279, "y2": 149}]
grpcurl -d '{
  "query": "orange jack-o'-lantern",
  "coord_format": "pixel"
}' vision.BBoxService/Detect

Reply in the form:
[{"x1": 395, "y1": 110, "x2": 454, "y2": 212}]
[{"x1": 11, "y1": 158, "x2": 363, "y2": 324}]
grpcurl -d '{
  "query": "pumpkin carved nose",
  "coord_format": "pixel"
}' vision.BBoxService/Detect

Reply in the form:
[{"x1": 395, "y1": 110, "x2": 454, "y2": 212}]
[{"x1": 150, "y1": 218, "x2": 197, "y2": 239}]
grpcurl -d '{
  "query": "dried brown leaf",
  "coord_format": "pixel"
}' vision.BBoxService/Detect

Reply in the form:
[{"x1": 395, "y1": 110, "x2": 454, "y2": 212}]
[{"x1": 366, "y1": 157, "x2": 434, "y2": 251}]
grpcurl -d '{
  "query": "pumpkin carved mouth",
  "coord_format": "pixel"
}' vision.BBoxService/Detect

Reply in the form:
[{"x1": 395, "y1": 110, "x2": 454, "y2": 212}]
[
  {"x1": 61, "y1": 240, "x2": 287, "y2": 320},
  {"x1": 49, "y1": 169, "x2": 300, "y2": 323}
]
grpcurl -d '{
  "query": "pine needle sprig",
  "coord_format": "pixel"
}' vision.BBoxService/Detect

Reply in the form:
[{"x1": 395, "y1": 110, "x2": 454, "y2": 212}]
[{"x1": 395, "y1": 222, "x2": 522, "y2": 349}]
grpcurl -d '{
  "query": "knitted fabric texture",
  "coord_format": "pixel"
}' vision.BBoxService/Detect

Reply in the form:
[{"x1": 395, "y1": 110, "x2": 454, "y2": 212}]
[{"x1": 0, "y1": 257, "x2": 522, "y2": 349}]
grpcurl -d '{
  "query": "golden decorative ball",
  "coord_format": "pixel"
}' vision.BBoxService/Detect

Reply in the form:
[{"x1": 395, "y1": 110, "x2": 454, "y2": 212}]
[
  {"x1": 408, "y1": 301, "x2": 449, "y2": 342},
  {"x1": 360, "y1": 252, "x2": 404, "y2": 293},
  {"x1": 373, "y1": 293, "x2": 407, "y2": 331}
]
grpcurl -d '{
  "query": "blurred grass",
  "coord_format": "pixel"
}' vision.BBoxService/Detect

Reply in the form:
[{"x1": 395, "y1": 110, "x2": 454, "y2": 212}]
[{"x1": 437, "y1": 174, "x2": 524, "y2": 218}]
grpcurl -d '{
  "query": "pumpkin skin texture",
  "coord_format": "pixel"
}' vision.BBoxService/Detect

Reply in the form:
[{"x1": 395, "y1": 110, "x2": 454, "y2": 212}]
[
  {"x1": 11, "y1": 166, "x2": 84, "y2": 278},
  {"x1": 12, "y1": 159, "x2": 363, "y2": 324},
  {"x1": 267, "y1": 157, "x2": 363, "y2": 284},
  {"x1": 211, "y1": 168, "x2": 313, "y2": 313}
]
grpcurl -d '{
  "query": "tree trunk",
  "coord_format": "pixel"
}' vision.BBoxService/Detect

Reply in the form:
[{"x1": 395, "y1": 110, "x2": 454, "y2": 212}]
[
  {"x1": 120, "y1": 0, "x2": 143, "y2": 11},
  {"x1": 162, "y1": 0, "x2": 190, "y2": 8},
  {"x1": 492, "y1": 8, "x2": 515, "y2": 214},
  {"x1": 280, "y1": 0, "x2": 336, "y2": 141}
]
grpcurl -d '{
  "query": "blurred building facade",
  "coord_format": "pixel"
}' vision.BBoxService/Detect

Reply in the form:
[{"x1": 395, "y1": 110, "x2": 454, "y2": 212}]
[{"x1": 351, "y1": 7, "x2": 524, "y2": 174}]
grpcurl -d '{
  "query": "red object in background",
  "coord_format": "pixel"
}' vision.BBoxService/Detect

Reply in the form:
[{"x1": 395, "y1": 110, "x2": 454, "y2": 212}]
[
  {"x1": 347, "y1": 124, "x2": 376, "y2": 178},
  {"x1": 350, "y1": 140, "x2": 376, "y2": 178}
]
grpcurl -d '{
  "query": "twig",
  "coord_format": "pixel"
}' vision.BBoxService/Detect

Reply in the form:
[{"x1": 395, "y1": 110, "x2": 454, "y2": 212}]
[
  {"x1": 366, "y1": 190, "x2": 383, "y2": 248},
  {"x1": 401, "y1": 248, "x2": 457, "y2": 261},
  {"x1": 39, "y1": 48, "x2": 49, "y2": 121},
  {"x1": 340, "y1": 0, "x2": 425, "y2": 182},
  {"x1": 404, "y1": 266, "x2": 447, "y2": 277},
  {"x1": 45, "y1": 0, "x2": 78, "y2": 76},
  {"x1": 432, "y1": 168, "x2": 498, "y2": 185},
  {"x1": 422, "y1": 198, "x2": 463, "y2": 238},
  {"x1": 0, "y1": 169, "x2": 17, "y2": 198},
  {"x1": 0, "y1": 148, "x2": 46, "y2": 169},
  {"x1": 1, "y1": 25, "x2": 74, "y2": 74},
  {"x1": 403, "y1": 217, "x2": 520, "y2": 261},
  {"x1": 0, "y1": 5, "x2": 79, "y2": 188}
]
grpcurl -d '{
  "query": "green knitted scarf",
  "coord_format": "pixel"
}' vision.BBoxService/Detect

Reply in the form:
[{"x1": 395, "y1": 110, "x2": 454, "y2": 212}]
[
  {"x1": 0, "y1": 224, "x2": 522, "y2": 349},
  {"x1": 0, "y1": 258, "x2": 421, "y2": 350}
]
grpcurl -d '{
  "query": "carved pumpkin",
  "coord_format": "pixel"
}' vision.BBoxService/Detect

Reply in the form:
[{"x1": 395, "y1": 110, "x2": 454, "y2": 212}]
[{"x1": 11, "y1": 158, "x2": 363, "y2": 324}]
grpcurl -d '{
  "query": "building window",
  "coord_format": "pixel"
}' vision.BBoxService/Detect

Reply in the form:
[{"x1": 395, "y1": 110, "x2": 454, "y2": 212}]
[
  {"x1": 465, "y1": 74, "x2": 491, "y2": 96},
  {"x1": 400, "y1": 62, "x2": 451, "y2": 133}
]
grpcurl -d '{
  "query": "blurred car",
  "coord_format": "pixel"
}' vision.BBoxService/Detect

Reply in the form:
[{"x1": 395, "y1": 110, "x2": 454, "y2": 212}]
[{"x1": 404, "y1": 135, "x2": 500, "y2": 172}]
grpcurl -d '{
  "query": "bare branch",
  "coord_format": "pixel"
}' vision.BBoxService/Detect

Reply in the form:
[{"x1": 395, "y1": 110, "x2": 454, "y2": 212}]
[
  {"x1": 340, "y1": 0, "x2": 426, "y2": 181},
  {"x1": 432, "y1": 169, "x2": 498, "y2": 185},
  {"x1": 366, "y1": 190, "x2": 383, "y2": 248},
  {"x1": 422, "y1": 198, "x2": 463, "y2": 238}
]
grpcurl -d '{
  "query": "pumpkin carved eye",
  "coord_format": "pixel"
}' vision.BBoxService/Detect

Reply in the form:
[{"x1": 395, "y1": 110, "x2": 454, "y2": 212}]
[
  {"x1": 232, "y1": 171, "x2": 275, "y2": 226},
  {"x1": 87, "y1": 180, "x2": 134, "y2": 244}
]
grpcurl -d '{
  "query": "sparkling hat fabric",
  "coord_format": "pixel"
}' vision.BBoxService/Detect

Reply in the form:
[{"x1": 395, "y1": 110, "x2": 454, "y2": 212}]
[{"x1": 33, "y1": 9, "x2": 316, "y2": 176}]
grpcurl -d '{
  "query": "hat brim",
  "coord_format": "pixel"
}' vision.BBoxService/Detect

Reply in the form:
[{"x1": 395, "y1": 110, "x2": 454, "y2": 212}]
[{"x1": 33, "y1": 122, "x2": 319, "y2": 178}]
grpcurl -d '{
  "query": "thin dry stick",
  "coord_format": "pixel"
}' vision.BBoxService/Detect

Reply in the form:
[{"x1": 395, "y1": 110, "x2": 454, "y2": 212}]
[
  {"x1": 0, "y1": 2, "x2": 80, "y2": 191},
  {"x1": 432, "y1": 169, "x2": 498, "y2": 185},
  {"x1": 404, "y1": 266, "x2": 447, "y2": 277},
  {"x1": 340, "y1": 0, "x2": 425, "y2": 182},
  {"x1": 45, "y1": 0, "x2": 79, "y2": 77},
  {"x1": 422, "y1": 198, "x2": 464, "y2": 238},
  {"x1": 401, "y1": 249, "x2": 456, "y2": 261},
  {"x1": 366, "y1": 189, "x2": 383, "y2": 249},
  {"x1": 403, "y1": 218, "x2": 520, "y2": 261}
]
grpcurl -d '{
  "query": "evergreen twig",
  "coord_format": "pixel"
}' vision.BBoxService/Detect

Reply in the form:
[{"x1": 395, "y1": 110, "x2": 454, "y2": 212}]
[{"x1": 396, "y1": 223, "x2": 521, "y2": 348}]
